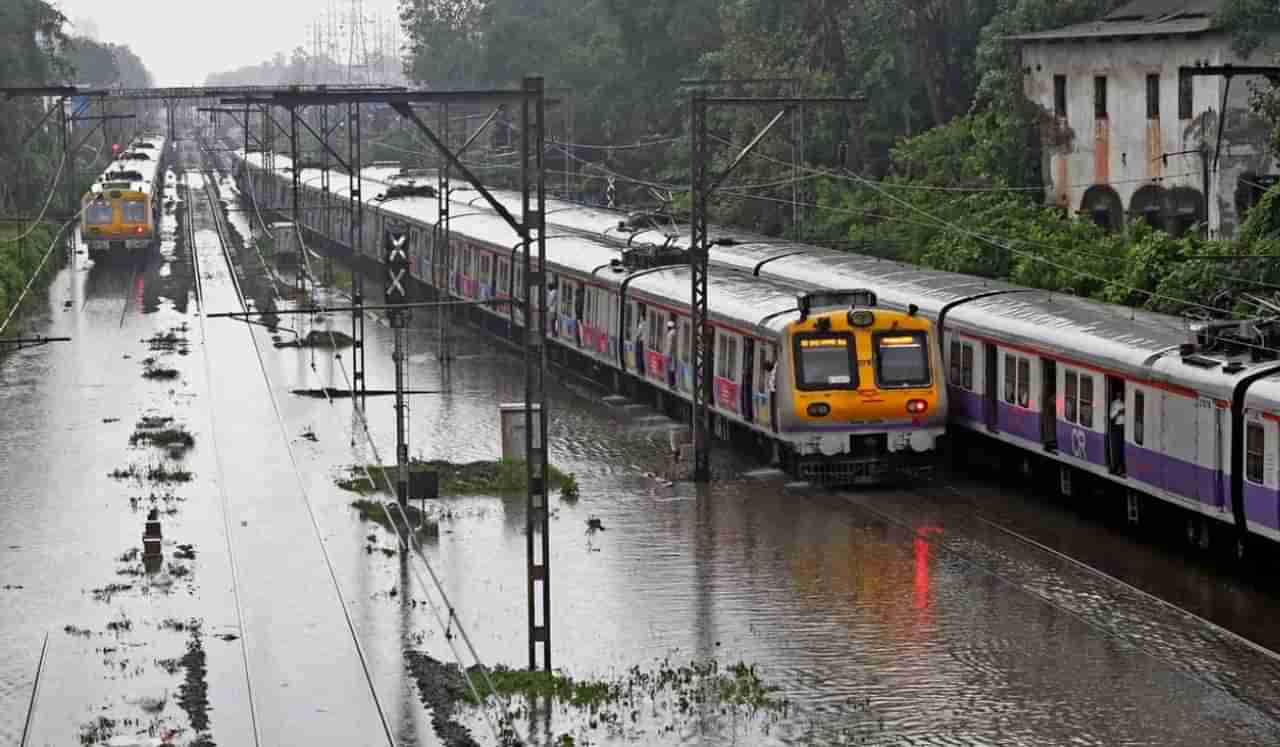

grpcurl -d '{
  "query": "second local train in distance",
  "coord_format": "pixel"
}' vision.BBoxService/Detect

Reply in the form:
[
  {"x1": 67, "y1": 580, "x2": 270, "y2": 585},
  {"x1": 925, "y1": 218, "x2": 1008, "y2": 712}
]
[
  {"x1": 229, "y1": 150, "x2": 946, "y2": 484},
  {"x1": 81, "y1": 135, "x2": 166, "y2": 261}
]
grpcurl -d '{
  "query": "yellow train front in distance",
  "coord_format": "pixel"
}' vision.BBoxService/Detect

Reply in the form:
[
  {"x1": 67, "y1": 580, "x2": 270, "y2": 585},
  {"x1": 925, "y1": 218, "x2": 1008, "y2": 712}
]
[
  {"x1": 81, "y1": 137, "x2": 165, "y2": 261},
  {"x1": 775, "y1": 290, "x2": 947, "y2": 484}
]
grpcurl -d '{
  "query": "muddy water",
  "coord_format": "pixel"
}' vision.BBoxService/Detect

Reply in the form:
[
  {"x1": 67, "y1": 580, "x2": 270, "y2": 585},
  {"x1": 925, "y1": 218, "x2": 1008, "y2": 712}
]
[{"x1": 4, "y1": 163, "x2": 1280, "y2": 744}]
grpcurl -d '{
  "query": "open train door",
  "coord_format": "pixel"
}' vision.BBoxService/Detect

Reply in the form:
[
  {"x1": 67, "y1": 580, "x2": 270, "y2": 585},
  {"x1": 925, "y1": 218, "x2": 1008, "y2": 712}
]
[
  {"x1": 1196, "y1": 396, "x2": 1226, "y2": 509},
  {"x1": 984, "y1": 345, "x2": 999, "y2": 432},
  {"x1": 1041, "y1": 360, "x2": 1057, "y2": 450},
  {"x1": 741, "y1": 337, "x2": 755, "y2": 421}
]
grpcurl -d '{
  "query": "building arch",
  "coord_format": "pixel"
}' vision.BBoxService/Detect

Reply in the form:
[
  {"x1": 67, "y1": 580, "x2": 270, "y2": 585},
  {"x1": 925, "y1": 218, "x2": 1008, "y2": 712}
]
[
  {"x1": 1128, "y1": 184, "x2": 1167, "y2": 230},
  {"x1": 1167, "y1": 186, "x2": 1205, "y2": 237},
  {"x1": 1079, "y1": 185, "x2": 1123, "y2": 232}
]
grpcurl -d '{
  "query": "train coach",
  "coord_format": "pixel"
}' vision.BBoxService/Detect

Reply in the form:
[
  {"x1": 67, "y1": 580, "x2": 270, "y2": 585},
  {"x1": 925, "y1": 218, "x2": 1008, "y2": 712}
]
[
  {"x1": 229, "y1": 150, "x2": 948, "y2": 483},
  {"x1": 232, "y1": 147, "x2": 1280, "y2": 556},
  {"x1": 465, "y1": 177, "x2": 1280, "y2": 556},
  {"x1": 82, "y1": 135, "x2": 166, "y2": 260}
]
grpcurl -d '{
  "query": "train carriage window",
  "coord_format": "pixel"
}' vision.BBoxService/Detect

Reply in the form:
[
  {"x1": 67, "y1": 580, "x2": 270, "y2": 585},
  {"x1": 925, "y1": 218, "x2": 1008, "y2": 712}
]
[
  {"x1": 961, "y1": 343, "x2": 974, "y2": 390},
  {"x1": 875, "y1": 332, "x2": 930, "y2": 388},
  {"x1": 726, "y1": 336, "x2": 739, "y2": 382},
  {"x1": 85, "y1": 202, "x2": 114, "y2": 225},
  {"x1": 681, "y1": 321, "x2": 691, "y2": 363},
  {"x1": 1079, "y1": 374, "x2": 1094, "y2": 427},
  {"x1": 1004, "y1": 354, "x2": 1016, "y2": 404},
  {"x1": 1017, "y1": 358, "x2": 1031, "y2": 408},
  {"x1": 1247, "y1": 422, "x2": 1265, "y2": 484},
  {"x1": 794, "y1": 332, "x2": 858, "y2": 390},
  {"x1": 1065, "y1": 371, "x2": 1078, "y2": 423},
  {"x1": 949, "y1": 340, "x2": 961, "y2": 385},
  {"x1": 1134, "y1": 390, "x2": 1145, "y2": 446},
  {"x1": 123, "y1": 200, "x2": 147, "y2": 223}
]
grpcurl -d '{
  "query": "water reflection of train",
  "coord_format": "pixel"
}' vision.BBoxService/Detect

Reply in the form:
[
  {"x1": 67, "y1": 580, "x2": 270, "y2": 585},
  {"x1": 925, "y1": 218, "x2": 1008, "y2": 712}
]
[
  {"x1": 232, "y1": 152, "x2": 946, "y2": 484},
  {"x1": 81, "y1": 135, "x2": 166, "y2": 261}
]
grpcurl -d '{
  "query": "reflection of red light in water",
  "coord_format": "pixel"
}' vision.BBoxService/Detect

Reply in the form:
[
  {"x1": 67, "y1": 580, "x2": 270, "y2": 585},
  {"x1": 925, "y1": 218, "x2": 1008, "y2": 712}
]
[
  {"x1": 135, "y1": 273, "x2": 145, "y2": 310},
  {"x1": 914, "y1": 525, "x2": 943, "y2": 613}
]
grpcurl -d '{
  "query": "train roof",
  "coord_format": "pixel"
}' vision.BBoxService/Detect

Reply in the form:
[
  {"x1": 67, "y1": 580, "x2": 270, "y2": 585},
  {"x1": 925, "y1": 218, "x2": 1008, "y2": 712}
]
[{"x1": 238, "y1": 150, "x2": 826, "y2": 337}]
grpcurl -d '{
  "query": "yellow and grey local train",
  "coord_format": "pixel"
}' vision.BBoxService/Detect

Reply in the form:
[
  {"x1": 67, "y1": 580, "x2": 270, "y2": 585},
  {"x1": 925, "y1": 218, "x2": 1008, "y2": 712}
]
[
  {"x1": 232, "y1": 152, "x2": 946, "y2": 483},
  {"x1": 81, "y1": 136, "x2": 166, "y2": 260}
]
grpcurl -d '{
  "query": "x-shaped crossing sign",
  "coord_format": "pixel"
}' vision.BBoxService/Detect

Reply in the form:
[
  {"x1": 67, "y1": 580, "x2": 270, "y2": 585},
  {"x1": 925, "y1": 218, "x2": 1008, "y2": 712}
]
[{"x1": 385, "y1": 230, "x2": 409, "y2": 302}]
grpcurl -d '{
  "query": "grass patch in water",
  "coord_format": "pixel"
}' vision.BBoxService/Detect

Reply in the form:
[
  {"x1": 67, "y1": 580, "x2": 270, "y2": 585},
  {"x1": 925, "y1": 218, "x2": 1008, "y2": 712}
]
[
  {"x1": 129, "y1": 425, "x2": 195, "y2": 453},
  {"x1": 275, "y1": 329, "x2": 354, "y2": 349},
  {"x1": 350, "y1": 499, "x2": 439, "y2": 540},
  {"x1": 336, "y1": 459, "x2": 575, "y2": 498},
  {"x1": 146, "y1": 462, "x2": 192, "y2": 483},
  {"x1": 142, "y1": 364, "x2": 180, "y2": 381}
]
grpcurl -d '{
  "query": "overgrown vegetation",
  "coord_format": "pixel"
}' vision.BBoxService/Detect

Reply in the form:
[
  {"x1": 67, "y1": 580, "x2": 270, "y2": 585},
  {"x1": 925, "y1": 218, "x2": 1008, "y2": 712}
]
[
  {"x1": 336, "y1": 459, "x2": 575, "y2": 497},
  {"x1": 406, "y1": 653, "x2": 792, "y2": 746}
]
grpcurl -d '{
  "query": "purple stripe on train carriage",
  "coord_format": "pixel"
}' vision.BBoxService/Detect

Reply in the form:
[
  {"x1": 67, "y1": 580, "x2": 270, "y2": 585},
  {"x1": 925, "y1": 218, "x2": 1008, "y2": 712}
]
[
  {"x1": 1244, "y1": 482, "x2": 1280, "y2": 532},
  {"x1": 1123, "y1": 442, "x2": 1228, "y2": 510},
  {"x1": 948, "y1": 386, "x2": 984, "y2": 423},
  {"x1": 998, "y1": 401, "x2": 1042, "y2": 444},
  {"x1": 1055, "y1": 421, "x2": 1105, "y2": 467}
]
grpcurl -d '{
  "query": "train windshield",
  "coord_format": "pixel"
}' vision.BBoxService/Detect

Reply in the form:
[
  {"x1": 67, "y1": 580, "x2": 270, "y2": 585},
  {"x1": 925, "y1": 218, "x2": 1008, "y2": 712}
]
[
  {"x1": 123, "y1": 200, "x2": 147, "y2": 223},
  {"x1": 85, "y1": 202, "x2": 114, "y2": 225},
  {"x1": 795, "y1": 333, "x2": 857, "y2": 390},
  {"x1": 875, "y1": 333, "x2": 931, "y2": 387}
]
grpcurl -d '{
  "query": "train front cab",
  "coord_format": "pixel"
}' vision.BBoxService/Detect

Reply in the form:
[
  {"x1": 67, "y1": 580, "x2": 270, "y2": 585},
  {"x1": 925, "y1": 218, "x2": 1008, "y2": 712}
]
[
  {"x1": 83, "y1": 183, "x2": 156, "y2": 260},
  {"x1": 776, "y1": 290, "x2": 946, "y2": 484}
]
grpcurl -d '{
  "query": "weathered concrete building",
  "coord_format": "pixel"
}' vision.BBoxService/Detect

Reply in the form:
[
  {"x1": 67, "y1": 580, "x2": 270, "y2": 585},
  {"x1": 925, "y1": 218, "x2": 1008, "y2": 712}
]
[{"x1": 1014, "y1": 0, "x2": 1278, "y2": 238}]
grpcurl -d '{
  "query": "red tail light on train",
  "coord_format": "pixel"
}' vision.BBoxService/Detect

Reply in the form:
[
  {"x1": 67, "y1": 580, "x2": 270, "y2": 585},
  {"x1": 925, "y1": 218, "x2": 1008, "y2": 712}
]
[{"x1": 906, "y1": 399, "x2": 928, "y2": 414}]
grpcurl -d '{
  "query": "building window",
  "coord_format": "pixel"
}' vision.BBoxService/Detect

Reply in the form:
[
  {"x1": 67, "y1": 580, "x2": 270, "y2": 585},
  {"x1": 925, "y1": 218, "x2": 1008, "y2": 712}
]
[
  {"x1": 1146, "y1": 74, "x2": 1160, "y2": 119},
  {"x1": 1054, "y1": 75, "x2": 1067, "y2": 119},
  {"x1": 1247, "y1": 422, "x2": 1265, "y2": 484},
  {"x1": 1134, "y1": 390, "x2": 1145, "y2": 446},
  {"x1": 1094, "y1": 76, "x2": 1108, "y2": 119},
  {"x1": 1179, "y1": 73, "x2": 1193, "y2": 120}
]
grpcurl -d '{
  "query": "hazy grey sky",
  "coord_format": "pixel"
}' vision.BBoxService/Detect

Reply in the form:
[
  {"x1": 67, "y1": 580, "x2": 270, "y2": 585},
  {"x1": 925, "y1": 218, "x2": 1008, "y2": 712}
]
[{"x1": 54, "y1": 0, "x2": 404, "y2": 86}]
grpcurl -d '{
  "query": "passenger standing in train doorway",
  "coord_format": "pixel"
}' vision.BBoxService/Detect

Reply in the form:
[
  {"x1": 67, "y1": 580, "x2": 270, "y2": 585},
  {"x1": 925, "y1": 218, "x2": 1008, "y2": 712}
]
[
  {"x1": 547, "y1": 280, "x2": 558, "y2": 336},
  {"x1": 665, "y1": 320, "x2": 677, "y2": 387},
  {"x1": 1109, "y1": 390, "x2": 1126, "y2": 476},
  {"x1": 634, "y1": 308, "x2": 647, "y2": 376}
]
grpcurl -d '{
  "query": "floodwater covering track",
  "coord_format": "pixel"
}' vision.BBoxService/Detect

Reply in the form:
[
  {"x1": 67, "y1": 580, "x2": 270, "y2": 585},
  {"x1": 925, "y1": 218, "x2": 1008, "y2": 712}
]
[
  {"x1": 854, "y1": 467, "x2": 1280, "y2": 724},
  {"x1": 185, "y1": 166, "x2": 395, "y2": 744}
]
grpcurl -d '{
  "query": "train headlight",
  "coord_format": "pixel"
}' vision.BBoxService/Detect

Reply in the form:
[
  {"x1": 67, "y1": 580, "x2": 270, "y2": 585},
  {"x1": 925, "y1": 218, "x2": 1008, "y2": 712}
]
[
  {"x1": 906, "y1": 399, "x2": 928, "y2": 414},
  {"x1": 806, "y1": 402, "x2": 831, "y2": 417},
  {"x1": 848, "y1": 310, "x2": 875, "y2": 327}
]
